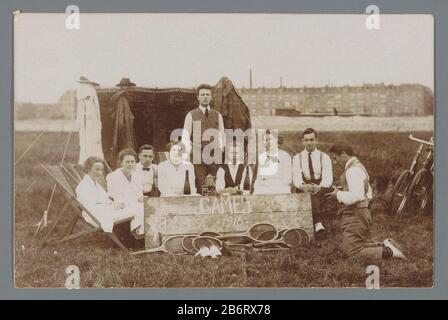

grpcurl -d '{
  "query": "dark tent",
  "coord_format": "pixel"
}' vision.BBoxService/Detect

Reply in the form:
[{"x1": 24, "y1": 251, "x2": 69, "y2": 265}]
[{"x1": 96, "y1": 77, "x2": 252, "y2": 168}]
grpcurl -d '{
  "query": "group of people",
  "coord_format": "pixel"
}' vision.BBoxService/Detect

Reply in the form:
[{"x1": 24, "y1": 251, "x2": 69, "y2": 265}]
[{"x1": 75, "y1": 82, "x2": 406, "y2": 262}]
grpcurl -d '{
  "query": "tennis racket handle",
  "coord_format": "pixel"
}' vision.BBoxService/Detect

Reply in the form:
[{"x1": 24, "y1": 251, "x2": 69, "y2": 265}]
[
  {"x1": 253, "y1": 240, "x2": 284, "y2": 247},
  {"x1": 131, "y1": 247, "x2": 163, "y2": 255}
]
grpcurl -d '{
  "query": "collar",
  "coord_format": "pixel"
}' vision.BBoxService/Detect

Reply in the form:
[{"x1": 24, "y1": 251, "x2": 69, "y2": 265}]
[
  {"x1": 86, "y1": 174, "x2": 96, "y2": 185},
  {"x1": 345, "y1": 157, "x2": 358, "y2": 169},
  {"x1": 137, "y1": 162, "x2": 152, "y2": 170},
  {"x1": 167, "y1": 160, "x2": 183, "y2": 170},
  {"x1": 199, "y1": 105, "x2": 210, "y2": 113},
  {"x1": 303, "y1": 148, "x2": 319, "y2": 155},
  {"x1": 226, "y1": 161, "x2": 242, "y2": 167}
]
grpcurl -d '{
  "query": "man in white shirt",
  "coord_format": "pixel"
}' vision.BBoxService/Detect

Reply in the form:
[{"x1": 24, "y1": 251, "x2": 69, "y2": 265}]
[
  {"x1": 157, "y1": 141, "x2": 198, "y2": 197},
  {"x1": 216, "y1": 141, "x2": 253, "y2": 195},
  {"x1": 328, "y1": 144, "x2": 406, "y2": 261},
  {"x1": 253, "y1": 132, "x2": 292, "y2": 195},
  {"x1": 134, "y1": 144, "x2": 158, "y2": 197},
  {"x1": 181, "y1": 84, "x2": 225, "y2": 194},
  {"x1": 292, "y1": 128, "x2": 333, "y2": 238}
]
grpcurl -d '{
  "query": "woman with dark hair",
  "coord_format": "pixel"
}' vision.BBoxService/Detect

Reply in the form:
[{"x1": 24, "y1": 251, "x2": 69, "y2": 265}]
[
  {"x1": 106, "y1": 148, "x2": 144, "y2": 236},
  {"x1": 75, "y1": 156, "x2": 134, "y2": 233}
]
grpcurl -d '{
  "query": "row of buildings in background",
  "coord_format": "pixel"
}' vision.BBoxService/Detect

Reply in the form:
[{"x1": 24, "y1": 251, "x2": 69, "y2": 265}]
[
  {"x1": 238, "y1": 83, "x2": 434, "y2": 116},
  {"x1": 53, "y1": 83, "x2": 433, "y2": 120}
]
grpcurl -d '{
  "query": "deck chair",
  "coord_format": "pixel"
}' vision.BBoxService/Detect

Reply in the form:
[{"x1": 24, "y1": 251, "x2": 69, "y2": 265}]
[{"x1": 40, "y1": 164, "x2": 134, "y2": 253}]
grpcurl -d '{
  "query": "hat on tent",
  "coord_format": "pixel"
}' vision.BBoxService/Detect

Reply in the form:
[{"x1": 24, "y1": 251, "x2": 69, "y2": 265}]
[
  {"x1": 116, "y1": 78, "x2": 136, "y2": 87},
  {"x1": 77, "y1": 76, "x2": 100, "y2": 87}
]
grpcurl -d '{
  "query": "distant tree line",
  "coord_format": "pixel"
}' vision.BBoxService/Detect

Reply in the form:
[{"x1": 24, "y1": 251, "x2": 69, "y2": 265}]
[{"x1": 14, "y1": 102, "x2": 64, "y2": 120}]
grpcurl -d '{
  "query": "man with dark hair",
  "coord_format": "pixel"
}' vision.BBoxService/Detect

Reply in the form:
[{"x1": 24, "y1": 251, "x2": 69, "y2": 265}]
[
  {"x1": 181, "y1": 83, "x2": 225, "y2": 194},
  {"x1": 292, "y1": 128, "x2": 333, "y2": 238},
  {"x1": 135, "y1": 144, "x2": 158, "y2": 197},
  {"x1": 328, "y1": 144, "x2": 406, "y2": 261}
]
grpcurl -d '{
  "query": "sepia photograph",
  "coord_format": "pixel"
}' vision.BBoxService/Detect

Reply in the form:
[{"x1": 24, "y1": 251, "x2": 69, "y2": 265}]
[{"x1": 13, "y1": 13, "x2": 434, "y2": 288}]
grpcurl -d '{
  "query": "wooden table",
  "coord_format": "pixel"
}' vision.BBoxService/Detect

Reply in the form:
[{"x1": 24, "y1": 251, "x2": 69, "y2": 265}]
[{"x1": 144, "y1": 193, "x2": 313, "y2": 248}]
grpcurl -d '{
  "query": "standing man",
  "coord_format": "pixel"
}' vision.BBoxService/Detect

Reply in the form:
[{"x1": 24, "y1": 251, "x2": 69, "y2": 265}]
[
  {"x1": 328, "y1": 144, "x2": 406, "y2": 261},
  {"x1": 253, "y1": 131, "x2": 292, "y2": 195},
  {"x1": 292, "y1": 128, "x2": 333, "y2": 237},
  {"x1": 134, "y1": 144, "x2": 158, "y2": 197},
  {"x1": 181, "y1": 84, "x2": 225, "y2": 194}
]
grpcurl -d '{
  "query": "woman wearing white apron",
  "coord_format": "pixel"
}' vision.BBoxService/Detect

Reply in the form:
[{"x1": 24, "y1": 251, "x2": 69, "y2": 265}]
[{"x1": 106, "y1": 148, "x2": 144, "y2": 237}]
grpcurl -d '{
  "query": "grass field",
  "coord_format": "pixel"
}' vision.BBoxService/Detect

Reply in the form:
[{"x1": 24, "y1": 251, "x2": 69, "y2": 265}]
[{"x1": 14, "y1": 131, "x2": 434, "y2": 288}]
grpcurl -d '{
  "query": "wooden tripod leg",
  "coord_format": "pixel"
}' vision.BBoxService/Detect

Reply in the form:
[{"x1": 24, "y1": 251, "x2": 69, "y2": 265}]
[
  {"x1": 107, "y1": 233, "x2": 131, "y2": 254},
  {"x1": 42, "y1": 201, "x2": 71, "y2": 246},
  {"x1": 62, "y1": 215, "x2": 79, "y2": 238}
]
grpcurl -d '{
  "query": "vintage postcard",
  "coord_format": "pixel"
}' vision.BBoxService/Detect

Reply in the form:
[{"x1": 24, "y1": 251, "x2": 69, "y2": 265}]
[{"x1": 13, "y1": 12, "x2": 434, "y2": 288}]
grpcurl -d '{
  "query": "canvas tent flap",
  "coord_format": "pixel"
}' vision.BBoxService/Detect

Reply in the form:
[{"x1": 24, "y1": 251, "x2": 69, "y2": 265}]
[{"x1": 96, "y1": 78, "x2": 252, "y2": 168}]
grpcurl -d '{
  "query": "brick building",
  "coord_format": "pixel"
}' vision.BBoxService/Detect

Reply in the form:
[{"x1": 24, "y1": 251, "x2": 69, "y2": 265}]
[
  {"x1": 238, "y1": 83, "x2": 434, "y2": 116},
  {"x1": 58, "y1": 89, "x2": 77, "y2": 119}
]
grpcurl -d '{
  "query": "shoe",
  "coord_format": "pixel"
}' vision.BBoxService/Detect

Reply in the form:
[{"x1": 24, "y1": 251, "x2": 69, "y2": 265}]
[
  {"x1": 383, "y1": 238, "x2": 407, "y2": 260},
  {"x1": 314, "y1": 222, "x2": 328, "y2": 240},
  {"x1": 315, "y1": 222, "x2": 325, "y2": 232}
]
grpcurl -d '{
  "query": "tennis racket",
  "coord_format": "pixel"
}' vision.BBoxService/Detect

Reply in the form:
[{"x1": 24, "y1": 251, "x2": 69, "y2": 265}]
[
  {"x1": 199, "y1": 231, "x2": 221, "y2": 237},
  {"x1": 132, "y1": 235, "x2": 186, "y2": 255},
  {"x1": 181, "y1": 235, "x2": 196, "y2": 254},
  {"x1": 216, "y1": 223, "x2": 278, "y2": 243},
  {"x1": 253, "y1": 228, "x2": 304, "y2": 248}
]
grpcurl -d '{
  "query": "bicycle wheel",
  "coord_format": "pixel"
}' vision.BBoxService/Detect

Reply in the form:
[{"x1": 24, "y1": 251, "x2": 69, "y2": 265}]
[
  {"x1": 389, "y1": 170, "x2": 413, "y2": 215},
  {"x1": 407, "y1": 169, "x2": 433, "y2": 215}
]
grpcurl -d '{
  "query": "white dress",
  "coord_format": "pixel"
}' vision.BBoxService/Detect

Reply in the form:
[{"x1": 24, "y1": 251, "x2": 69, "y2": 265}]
[
  {"x1": 75, "y1": 175, "x2": 134, "y2": 233},
  {"x1": 157, "y1": 160, "x2": 197, "y2": 197},
  {"x1": 106, "y1": 169, "x2": 144, "y2": 234},
  {"x1": 253, "y1": 149, "x2": 292, "y2": 195},
  {"x1": 76, "y1": 83, "x2": 104, "y2": 164}
]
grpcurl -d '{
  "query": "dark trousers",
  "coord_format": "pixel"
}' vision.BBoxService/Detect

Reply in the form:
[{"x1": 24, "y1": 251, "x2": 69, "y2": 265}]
[
  {"x1": 340, "y1": 207, "x2": 383, "y2": 261},
  {"x1": 310, "y1": 193, "x2": 323, "y2": 226},
  {"x1": 194, "y1": 163, "x2": 219, "y2": 195}
]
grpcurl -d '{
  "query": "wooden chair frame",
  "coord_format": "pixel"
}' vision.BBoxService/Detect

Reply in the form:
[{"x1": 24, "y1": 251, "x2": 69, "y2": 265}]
[{"x1": 40, "y1": 164, "x2": 133, "y2": 253}]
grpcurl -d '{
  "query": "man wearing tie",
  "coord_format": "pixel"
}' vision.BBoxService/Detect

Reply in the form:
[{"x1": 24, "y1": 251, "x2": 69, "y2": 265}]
[
  {"x1": 134, "y1": 144, "x2": 158, "y2": 197},
  {"x1": 181, "y1": 84, "x2": 225, "y2": 194},
  {"x1": 292, "y1": 128, "x2": 333, "y2": 237}
]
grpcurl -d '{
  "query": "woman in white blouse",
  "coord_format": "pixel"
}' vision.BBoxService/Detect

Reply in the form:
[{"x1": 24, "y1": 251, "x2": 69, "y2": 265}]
[
  {"x1": 253, "y1": 132, "x2": 292, "y2": 195},
  {"x1": 106, "y1": 148, "x2": 144, "y2": 236},
  {"x1": 75, "y1": 156, "x2": 135, "y2": 234}
]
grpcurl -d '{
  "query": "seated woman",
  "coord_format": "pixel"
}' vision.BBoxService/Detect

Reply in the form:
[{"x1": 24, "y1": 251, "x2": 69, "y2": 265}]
[
  {"x1": 157, "y1": 141, "x2": 198, "y2": 197},
  {"x1": 75, "y1": 156, "x2": 136, "y2": 234},
  {"x1": 253, "y1": 131, "x2": 292, "y2": 195},
  {"x1": 106, "y1": 148, "x2": 144, "y2": 236}
]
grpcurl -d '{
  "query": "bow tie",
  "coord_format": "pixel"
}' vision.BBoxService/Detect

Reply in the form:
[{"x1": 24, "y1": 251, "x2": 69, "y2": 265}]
[{"x1": 142, "y1": 167, "x2": 151, "y2": 171}]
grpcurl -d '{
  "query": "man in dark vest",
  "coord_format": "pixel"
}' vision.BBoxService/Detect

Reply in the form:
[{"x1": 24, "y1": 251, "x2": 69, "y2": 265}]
[
  {"x1": 215, "y1": 141, "x2": 253, "y2": 195},
  {"x1": 327, "y1": 144, "x2": 406, "y2": 261},
  {"x1": 181, "y1": 84, "x2": 225, "y2": 194}
]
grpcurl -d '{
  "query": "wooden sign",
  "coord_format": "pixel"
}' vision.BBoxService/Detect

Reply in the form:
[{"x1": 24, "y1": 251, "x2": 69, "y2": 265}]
[{"x1": 144, "y1": 193, "x2": 313, "y2": 248}]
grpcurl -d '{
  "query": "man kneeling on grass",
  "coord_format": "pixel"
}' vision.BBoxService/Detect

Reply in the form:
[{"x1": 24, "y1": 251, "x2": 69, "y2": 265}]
[{"x1": 327, "y1": 144, "x2": 406, "y2": 261}]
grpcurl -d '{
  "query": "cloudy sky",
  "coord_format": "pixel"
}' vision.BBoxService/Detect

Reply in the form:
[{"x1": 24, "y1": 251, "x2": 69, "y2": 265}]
[{"x1": 14, "y1": 13, "x2": 433, "y2": 103}]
